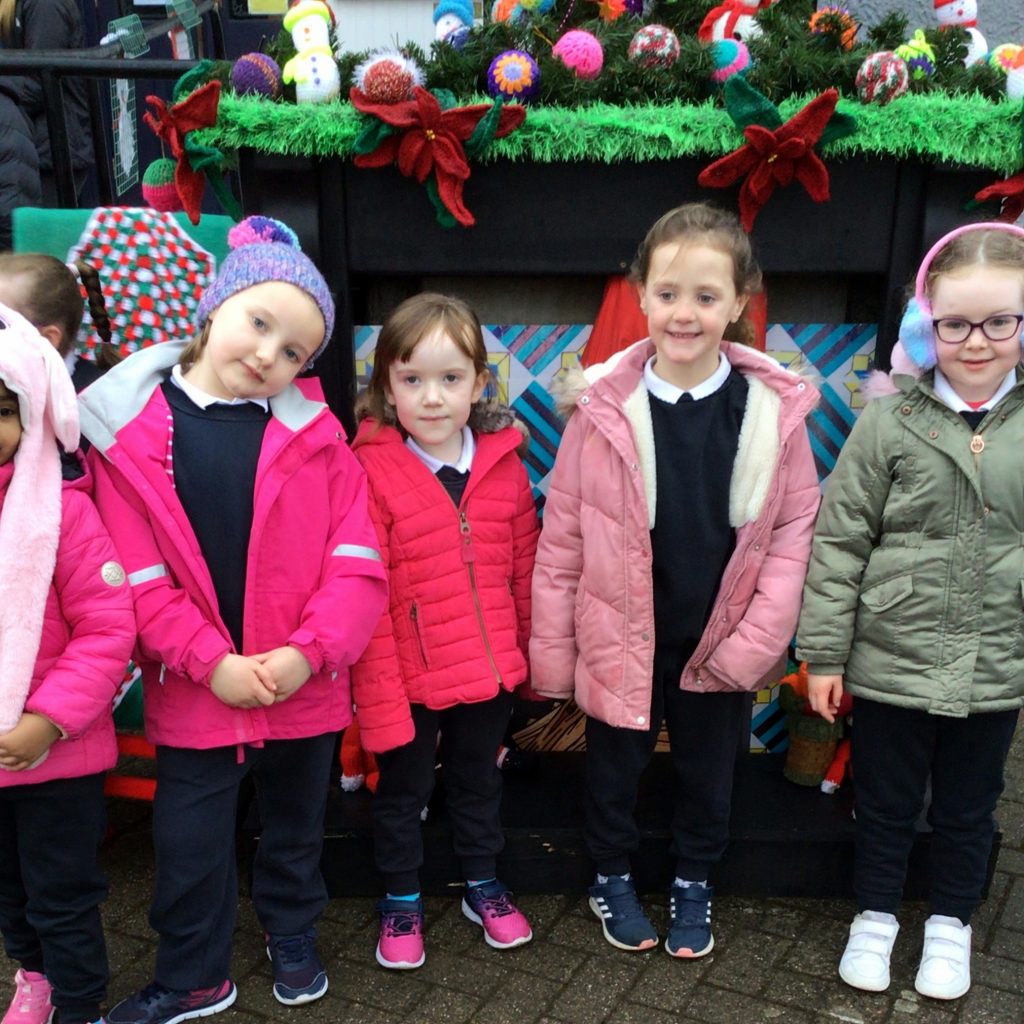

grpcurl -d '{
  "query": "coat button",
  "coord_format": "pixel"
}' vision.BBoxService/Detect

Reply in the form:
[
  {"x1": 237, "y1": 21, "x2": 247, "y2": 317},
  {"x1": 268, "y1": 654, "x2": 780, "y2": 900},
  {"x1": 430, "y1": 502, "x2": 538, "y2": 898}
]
[
  {"x1": 641, "y1": 632, "x2": 649, "y2": 641},
  {"x1": 631, "y1": 463, "x2": 639, "y2": 471},
  {"x1": 754, "y1": 543, "x2": 761, "y2": 551},
  {"x1": 797, "y1": 382, "x2": 806, "y2": 390},
  {"x1": 580, "y1": 396, "x2": 590, "y2": 405},
  {"x1": 970, "y1": 435, "x2": 985, "y2": 454},
  {"x1": 636, "y1": 716, "x2": 646, "y2": 725},
  {"x1": 928, "y1": 430, "x2": 938, "y2": 439},
  {"x1": 901, "y1": 405, "x2": 912, "y2": 415}
]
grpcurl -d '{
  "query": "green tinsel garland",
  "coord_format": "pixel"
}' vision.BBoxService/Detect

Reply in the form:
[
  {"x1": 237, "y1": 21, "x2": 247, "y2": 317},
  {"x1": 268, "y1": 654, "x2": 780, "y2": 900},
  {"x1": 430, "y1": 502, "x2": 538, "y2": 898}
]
[{"x1": 197, "y1": 91, "x2": 1024, "y2": 175}]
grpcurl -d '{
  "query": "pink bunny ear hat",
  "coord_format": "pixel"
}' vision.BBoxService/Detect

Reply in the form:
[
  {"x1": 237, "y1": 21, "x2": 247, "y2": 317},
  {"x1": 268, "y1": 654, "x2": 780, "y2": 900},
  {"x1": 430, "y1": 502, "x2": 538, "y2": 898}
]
[{"x1": 0, "y1": 303, "x2": 80, "y2": 735}]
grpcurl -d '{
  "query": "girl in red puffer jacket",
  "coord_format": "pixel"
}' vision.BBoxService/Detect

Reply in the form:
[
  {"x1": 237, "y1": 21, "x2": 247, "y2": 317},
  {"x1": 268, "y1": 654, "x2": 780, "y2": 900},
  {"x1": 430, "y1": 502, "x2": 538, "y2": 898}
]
[{"x1": 351, "y1": 292, "x2": 539, "y2": 971}]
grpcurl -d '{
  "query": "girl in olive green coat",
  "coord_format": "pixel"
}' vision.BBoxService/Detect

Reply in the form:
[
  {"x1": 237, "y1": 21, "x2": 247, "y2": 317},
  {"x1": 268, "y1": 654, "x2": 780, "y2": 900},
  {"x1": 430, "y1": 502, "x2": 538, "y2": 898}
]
[{"x1": 797, "y1": 222, "x2": 1024, "y2": 1004}]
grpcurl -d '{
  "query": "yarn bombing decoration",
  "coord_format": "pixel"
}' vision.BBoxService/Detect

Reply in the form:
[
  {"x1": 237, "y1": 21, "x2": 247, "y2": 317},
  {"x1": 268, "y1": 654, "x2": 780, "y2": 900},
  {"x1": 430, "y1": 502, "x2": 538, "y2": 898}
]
[
  {"x1": 281, "y1": 0, "x2": 340, "y2": 104},
  {"x1": 710, "y1": 38, "x2": 752, "y2": 82},
  {"x1": 974, "y1": 101, "x2": 1024, "y2": 221},
  {"x1": 990, "y1": 44, "x2": 1022, "y2": 75},
  {"x1": 895, "y1": 29, "x2": 936, "y2": 79},
  {"x1": 627, "y1": 25, "x2": 680, "y2": 69},
  {"x1": 354, "y1": 50, "x2": 424, "y2": 104},
  {"x1": 231, "y1": 52, "x2": 282, "y2": 99},
  {"x1": 552, "y1": 29, "x2": 603, "y2": 79},
  {"x1": 141, "y1": 157, "x2": 183, "y2": 212},
  {"x1": 855, "y1": 51, "x2": 910, "y2": 105},
  {"x1": 1007, "y1": 50, "x2": 1024, "y2": 101},
  {"x1": 350, "y1": 85, "x2": 526, "y2": 227},
  {"x1": 488, "y1": 50, "x2": 541, "y2": 101},
  {"x1": 697, "y1": 78, "x2": 856, "y2": 231},
  {"x1": 434, "y1": 0, "x2": 474, "y2": 42},
  {"x1": 807, "y1": 5, "x2": 858, "y2": 51},
  {"x1": 698, "y1": 0, "x2": 779, "y2": 44}
]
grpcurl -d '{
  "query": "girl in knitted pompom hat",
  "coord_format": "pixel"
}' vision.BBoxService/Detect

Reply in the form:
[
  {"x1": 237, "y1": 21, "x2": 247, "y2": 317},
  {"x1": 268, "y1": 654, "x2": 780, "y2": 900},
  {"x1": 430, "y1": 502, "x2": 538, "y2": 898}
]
[
  {"x1": 79, "y1": 216, "x2": 388, "y2": 1022},
  {"x1": 0, "y1": 307, "x2": 134, "y2": 1024}
]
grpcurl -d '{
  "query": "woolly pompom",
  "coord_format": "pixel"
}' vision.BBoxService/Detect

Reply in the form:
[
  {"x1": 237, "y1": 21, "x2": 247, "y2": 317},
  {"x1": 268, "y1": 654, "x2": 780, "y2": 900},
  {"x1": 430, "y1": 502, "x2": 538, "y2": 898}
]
[
  {"x1": 552, "y1": 30, "x2": 603, "y2": 79},
  {"x1": 227, "y1": 216, "x2": 300, "y2": 251},
  {"x1": 808, "y1": 5, "x2": 858, "y2": 50},
  {"x1": 354, "y1": 50, "x2": 424, "y2": 104},
  {"x1": 709, "y1": 39, "x2": 752, "y2": 82},
  {"x1": 898, "y1": 298, "x2": 936, "y2": 369},
  {"x1": 231, "y1": 52, "x2": 282, "y2": 99},
  {"x1": 488, "y1": 49, "x2": 540, "y2": 100}
]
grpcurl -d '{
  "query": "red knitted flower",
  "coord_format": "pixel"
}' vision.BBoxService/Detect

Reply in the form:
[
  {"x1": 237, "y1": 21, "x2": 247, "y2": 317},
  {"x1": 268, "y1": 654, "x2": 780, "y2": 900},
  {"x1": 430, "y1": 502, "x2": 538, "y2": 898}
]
[
  {"x1": 698, "y1": 88, "x2": 840, "y2": 232},
  {"x1": 974, "y1": 171, "x2": 1024, "y2": 224},
  {"x1": 350, "y1": 86, "x2": 525, "y2": 227}
]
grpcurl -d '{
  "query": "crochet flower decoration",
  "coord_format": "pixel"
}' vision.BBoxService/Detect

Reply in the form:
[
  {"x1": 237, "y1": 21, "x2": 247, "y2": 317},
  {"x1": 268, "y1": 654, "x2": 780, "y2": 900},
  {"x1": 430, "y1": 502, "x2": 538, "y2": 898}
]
[
  {"x1": 697, "y1": 78, "x2": 856, "y2": 231},
  {"x1": 350, "y1": 85, "x2": 526, "y2": 227},
  {"x1": 488, "y1": 50, "x2": 540, "y2": 101}
]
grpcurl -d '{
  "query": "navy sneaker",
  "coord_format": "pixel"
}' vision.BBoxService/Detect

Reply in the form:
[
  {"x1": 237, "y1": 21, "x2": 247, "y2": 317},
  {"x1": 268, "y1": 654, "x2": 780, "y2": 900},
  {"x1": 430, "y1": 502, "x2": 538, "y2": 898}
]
[
  {"x1": 665, "y1": 882, "x2": 714, "y2": 958},
  {"x1": 104, "y1": 980, "x2": 236, "y2": 1024},
  {"x1": 588, "y1": 876, "x2": 658, "y2": 951},
  {"x1": 265, "y1": 930, "x2": 328, "y2": 1006}
]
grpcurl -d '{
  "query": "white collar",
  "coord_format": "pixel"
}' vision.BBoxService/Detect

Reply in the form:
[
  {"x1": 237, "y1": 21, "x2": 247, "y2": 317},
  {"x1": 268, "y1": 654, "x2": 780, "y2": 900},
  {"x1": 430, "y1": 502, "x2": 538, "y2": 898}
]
[
  {"x1": 932, "y1": 366, "x2": 1016, "y2": 414},
  {"x1": 405, "y1": 425, "x2": 475, "y2": 473},
  {"x1": 643, "y1": 351, "x2": 731, "y2": 403},
  {"x1": 63, "y1": 350, "x2": 78, "y2": 376},
  {"x1": 170, "y1": 363, "x2": 269, "y2": 412}
]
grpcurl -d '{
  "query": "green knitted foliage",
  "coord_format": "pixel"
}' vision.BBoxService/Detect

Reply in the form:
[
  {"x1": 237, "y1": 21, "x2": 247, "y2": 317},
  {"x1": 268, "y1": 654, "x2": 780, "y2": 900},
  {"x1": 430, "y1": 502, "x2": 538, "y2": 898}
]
[{"x1": 198, "y1": 91, "x2": 1024, "y2": 174}]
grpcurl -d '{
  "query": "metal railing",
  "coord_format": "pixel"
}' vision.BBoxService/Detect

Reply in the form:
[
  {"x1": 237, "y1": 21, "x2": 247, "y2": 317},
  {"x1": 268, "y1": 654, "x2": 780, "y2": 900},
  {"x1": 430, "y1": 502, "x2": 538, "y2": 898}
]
[{"x1": 0, "y1": 0, "x2": 224, "y2": 207}]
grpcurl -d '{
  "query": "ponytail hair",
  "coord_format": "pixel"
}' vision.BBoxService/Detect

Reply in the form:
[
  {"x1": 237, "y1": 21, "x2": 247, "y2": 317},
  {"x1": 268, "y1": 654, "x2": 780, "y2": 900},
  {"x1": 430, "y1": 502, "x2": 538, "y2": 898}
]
[{"x1": 74, "y1": 260, "x2": 121, "y2": 370}]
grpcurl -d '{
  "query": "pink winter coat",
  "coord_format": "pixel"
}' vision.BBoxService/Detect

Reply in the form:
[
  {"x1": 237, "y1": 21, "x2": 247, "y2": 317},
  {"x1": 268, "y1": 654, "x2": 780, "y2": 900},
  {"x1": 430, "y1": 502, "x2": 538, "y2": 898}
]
[
  {"x1": 530, "y1": 339, "x2": 820, "y2": 730},
  {"x1": 78, "y1": 342, "x2": 388, "y2": 750},
  {"x1": 350, "y1": 417, "x2": 539, "y2": 753},
  {"x1": 0, "y1": 458, "x2": 136, "y2": 787}
]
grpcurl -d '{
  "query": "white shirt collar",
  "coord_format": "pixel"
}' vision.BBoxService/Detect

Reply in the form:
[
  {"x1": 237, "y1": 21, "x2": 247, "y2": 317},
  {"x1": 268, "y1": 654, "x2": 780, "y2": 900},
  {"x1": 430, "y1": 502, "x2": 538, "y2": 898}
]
[
  {"x1": 644, "y1": 351, "x2": 732, "y2": 403},
  {"x1": 405, "y1": 425, "x2": 475, "y2": 474},
  {"x1": 63, "y1": 350, "x2": 78, "y2": 376},
  {"x1": 170, "y1": 363, "x2": 269, "y2": 412},
  {"x1": 932, "y1": 366, "x2": 1017, "y2": 414}
]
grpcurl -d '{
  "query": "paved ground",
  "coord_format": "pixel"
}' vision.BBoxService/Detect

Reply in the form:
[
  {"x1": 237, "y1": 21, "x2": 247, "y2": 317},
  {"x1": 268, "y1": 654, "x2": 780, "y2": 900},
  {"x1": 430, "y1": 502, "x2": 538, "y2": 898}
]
[{"x1": 4, "y1": 718, "x2": 1024, "y2": 1024}]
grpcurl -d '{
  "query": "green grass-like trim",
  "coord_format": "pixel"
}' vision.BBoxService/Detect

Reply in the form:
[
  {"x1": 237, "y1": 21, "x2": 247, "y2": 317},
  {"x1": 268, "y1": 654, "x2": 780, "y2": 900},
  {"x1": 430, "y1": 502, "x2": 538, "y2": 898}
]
[{"x1": 198, "y1": 91, "x2": 1024, "y2": 175}]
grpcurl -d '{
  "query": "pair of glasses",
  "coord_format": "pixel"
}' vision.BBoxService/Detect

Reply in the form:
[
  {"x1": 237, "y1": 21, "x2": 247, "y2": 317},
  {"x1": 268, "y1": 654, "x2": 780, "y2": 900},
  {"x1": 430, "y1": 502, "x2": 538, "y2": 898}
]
[{"x1": 932, "y1": 314, "x2": 1024, "y2": 344}]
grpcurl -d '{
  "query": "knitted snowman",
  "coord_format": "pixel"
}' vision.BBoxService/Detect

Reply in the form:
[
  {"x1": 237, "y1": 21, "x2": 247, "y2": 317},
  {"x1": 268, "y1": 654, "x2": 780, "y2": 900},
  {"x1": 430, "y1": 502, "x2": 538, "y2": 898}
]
[
  {"x1": 434, "y1": 0, "x2": 474, "y2": 41},
  {"x1": 282, "y1": 0, "x2": 340, "y2": 104},
  {"x1": 934, "y1": 0, "x2": 986, "y2": 64}
]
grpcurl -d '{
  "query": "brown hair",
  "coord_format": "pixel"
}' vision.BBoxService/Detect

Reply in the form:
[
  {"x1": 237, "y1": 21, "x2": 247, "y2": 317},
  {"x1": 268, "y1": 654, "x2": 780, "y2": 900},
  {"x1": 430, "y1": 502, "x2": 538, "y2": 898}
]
[
  {"x1": 925, "y1": 228, "x2": 1024, "y2": 301},
  {"x1": 178, "y1": 321, "x2": 211, "y2": 374},
  {"x1": 0, "y1": 253, "x2": 120, "y2": 369},
  {"x1": 0, "y1": 0, "x2": 17, "y2": 46},
  {"x1": 630, "y1": 202, "x2": 763, "y2": 345},
  {"x1": 356, "y1": 292, "x2": 494, "y2": 429}
]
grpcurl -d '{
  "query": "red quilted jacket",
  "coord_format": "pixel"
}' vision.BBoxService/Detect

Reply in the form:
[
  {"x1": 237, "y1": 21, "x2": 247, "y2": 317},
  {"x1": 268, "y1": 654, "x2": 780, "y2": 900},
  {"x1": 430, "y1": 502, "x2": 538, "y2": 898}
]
[{"x1": 350, "y1": 418, "x2": 539, "y2": 753}]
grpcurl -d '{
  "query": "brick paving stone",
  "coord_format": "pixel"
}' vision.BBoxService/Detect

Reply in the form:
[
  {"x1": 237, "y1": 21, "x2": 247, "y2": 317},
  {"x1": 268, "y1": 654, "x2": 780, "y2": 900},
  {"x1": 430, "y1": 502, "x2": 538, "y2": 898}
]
[
  {"x1": 887, "y1": 989, "x2": 957, "y2": 1022},
  {"x1": 627, "y1": 954, "x2": 708, "y2": 1011},
  {"x1": 766, "y1": 971, "x2": 893, "y2": 1022},
  {"x1": 681, "y1": 984, "x2": 818, "y2": 1023},
  {"x1": 462, "y1": 967, "x2": 562, "y2": 1024},
  {"x1": 544, "y1": 955, "x2": 644, "y2": 1022},
  {"x1": 958, "y1": 983, "x2": 1024, "y2": 1023},
  {"x1": 702, "y1": 929, "x2": 795, "y2": 996},
  {"x1": 403, "y1": 986, "x2": 483, "y2": 1023}
]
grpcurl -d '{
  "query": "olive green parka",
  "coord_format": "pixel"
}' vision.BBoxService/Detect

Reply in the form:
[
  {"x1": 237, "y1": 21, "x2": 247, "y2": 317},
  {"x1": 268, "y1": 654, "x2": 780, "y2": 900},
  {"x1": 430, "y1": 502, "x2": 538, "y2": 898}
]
[{"x1": 796, "y1": 370, "x2": 1024, "y2": 718}]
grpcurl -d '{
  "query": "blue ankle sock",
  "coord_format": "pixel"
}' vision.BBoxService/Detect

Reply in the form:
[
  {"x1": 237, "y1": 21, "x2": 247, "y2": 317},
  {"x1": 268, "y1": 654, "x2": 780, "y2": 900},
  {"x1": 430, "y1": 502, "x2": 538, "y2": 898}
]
[{"x1": 386, "y1": 891, "x2": 421, "y2": 902}]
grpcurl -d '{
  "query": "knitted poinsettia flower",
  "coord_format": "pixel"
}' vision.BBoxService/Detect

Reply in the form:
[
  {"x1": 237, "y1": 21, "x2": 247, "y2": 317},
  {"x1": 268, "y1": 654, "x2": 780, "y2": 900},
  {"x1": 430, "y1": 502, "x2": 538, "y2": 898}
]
[
  {"x1": 350, "y1": 85, "x2": 525, "y2": 226},
  {"x1": 974, "y1": 171, "x2": 1024, "y2": 224},
  {"x1": 698, "y1": 81, "x2": 853, "y2": 231}
]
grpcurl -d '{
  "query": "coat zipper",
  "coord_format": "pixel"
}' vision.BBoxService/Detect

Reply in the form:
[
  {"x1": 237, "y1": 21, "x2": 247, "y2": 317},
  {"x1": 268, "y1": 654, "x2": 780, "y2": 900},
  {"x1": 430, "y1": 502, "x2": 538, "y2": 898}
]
[
  {"x1": 410, "y1": 601, "x2": 429, "y2": 668},
  {"x1": 460, "y1": 510, "x2": 503, "y2": 686}
]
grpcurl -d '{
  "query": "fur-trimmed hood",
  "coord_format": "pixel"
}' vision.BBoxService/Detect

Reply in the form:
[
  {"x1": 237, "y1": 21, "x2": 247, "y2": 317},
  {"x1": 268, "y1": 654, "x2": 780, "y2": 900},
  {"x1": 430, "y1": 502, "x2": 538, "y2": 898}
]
[
  {"x1": 551, "y1": 338, "x2": 818, "y2": 529},
  {"x1": 0, "y1": 304, "x2": 81, "y2": 734}
]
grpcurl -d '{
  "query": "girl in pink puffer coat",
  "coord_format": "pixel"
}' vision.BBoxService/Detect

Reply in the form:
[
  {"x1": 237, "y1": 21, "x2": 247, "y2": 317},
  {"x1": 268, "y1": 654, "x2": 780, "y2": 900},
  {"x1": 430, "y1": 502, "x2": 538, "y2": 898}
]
[{"x1": 0, "y1": 308, "x2": 135, "y2": 1024}]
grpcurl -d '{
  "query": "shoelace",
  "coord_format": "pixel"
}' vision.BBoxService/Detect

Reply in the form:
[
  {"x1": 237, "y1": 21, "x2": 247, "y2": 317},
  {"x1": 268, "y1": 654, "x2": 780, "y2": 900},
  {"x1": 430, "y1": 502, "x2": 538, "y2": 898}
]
[
  {"x1": 135, "y1": 981, "x2": 174, "y2": 1006},
  {"x1": 474, "y1": 891, "x2": 516, "y2": 919},
  {"x1": 382, "y1": 910, "x2": 422, "y2": 937},
  {"x1": 270, "y1": 935, "x2": 313, "y2": 969},
  {"x1": 672, "y1": 897, "x2": 710, "y2": 927}
]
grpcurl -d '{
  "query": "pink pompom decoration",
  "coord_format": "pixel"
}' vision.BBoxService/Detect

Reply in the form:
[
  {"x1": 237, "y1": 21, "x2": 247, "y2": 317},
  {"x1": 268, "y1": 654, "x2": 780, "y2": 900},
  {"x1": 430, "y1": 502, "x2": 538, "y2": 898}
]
[
  {"x1": 226, "y1": 216, "x2": 300, "y2": 251},
  {"x1": 552, "y1": 29, "x2": 604, "y2": 79}
]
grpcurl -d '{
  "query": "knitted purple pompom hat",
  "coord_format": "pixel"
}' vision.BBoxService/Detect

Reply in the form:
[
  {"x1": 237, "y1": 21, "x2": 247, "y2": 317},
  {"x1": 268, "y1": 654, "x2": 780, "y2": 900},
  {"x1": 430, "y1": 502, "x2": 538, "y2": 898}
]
[{"x1": 197, "y1": 216, "x2": 335, "y2": 366}]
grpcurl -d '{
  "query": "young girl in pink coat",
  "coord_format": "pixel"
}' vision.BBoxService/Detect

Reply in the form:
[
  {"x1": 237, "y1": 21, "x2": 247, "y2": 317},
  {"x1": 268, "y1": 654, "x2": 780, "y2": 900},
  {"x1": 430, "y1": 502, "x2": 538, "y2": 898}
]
[
  {"x1": 78, "y1": 217, "x2": 388, "y2": 1023},
  {"x1": 531, "y1": 203, "x2": 820, "y2": 959},
  {"x1": 0, "y1": 310, "x2": 135, "y2": 1024},
  {"x1": 351, "y1": 293, "x2": 539, "y2": 971}
]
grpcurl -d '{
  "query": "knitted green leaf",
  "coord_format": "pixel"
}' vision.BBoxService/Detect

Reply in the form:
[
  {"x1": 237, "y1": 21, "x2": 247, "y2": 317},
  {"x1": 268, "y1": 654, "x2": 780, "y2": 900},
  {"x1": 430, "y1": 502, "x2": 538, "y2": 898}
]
[
  {"x1": 723, "y1": 77, "x2": 782, "y2": 132},
  {"x1": 464, "y1": 98, "x2": 504, "y2": 160},
  {"x1": 433, "y1": 88, "x2": 459, "y2": 111},
  {"x1": 353, "y1": 119, "x2": 396, "y2": 156},
  {"x1": 818, "y1": 108, "x2": 857, "y2": 149},
  {"x1": 425, "y1": 176, "x2": 457, "y2": 229}
]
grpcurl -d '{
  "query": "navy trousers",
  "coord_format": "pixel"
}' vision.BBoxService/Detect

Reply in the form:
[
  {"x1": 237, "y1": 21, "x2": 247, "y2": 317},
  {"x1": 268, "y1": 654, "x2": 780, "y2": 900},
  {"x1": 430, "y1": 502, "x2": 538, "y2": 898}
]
[
  {"x1": 0, "y1": 773, "x2": 108, "y2": 1024},
  {"x1": 150, "y1": 733, "x2": 335, "y2": 990}
]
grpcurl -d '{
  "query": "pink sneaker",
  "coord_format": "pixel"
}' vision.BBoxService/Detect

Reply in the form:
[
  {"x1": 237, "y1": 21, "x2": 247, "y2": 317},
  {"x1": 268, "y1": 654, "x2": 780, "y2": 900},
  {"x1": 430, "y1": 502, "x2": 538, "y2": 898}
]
[
  {"x1": 375, "y1": 897, "x2": 426, "y2": 969},
  {"x1": 462, "y1": 880, "x2": 533, "y2": 949},
  {"x1": 2, "y1": 969, "x2": 53, "y2": 1024}
]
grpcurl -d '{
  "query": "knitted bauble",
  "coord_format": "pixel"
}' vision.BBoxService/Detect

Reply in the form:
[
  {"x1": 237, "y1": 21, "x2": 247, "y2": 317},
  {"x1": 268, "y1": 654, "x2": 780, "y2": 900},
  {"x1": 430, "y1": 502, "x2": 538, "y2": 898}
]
[
  {"x1": 990, "y1": 43, "x2": 1023, "y2": 76},
  {"x1": 627, "y1": 25, "x2": 680, "y2": 69},
  {"x1": 709, "y1": 38, "x2": 752, "y2": 82},
  {"x1": 488, "y1": 50, "x2": 540, "y2": 101},
  {"x1": 808, "y1": 5, "x2": 858, "y2": 50},
  {"x1": 855, "y1": 51, "x2": 909, "y2": 104},
  {"x1": 197, "y1": 216, "x2": 335, "y2": 365},
  {"x1": 141, "y1": 157, "x2": 183, "y2": 212},
  {"x1": 1008, "y1": 49, "x2": 1024, "y2": 101},
  {"x1": 354, "y1": 50, "x2": 424, "y2": 104},
  {"x1": 231, "y1": 52, "x2": 282, "y2": 99},
  {"x1": 552, "y1": 30, "x2": 603, "y2": 79},
  {"x1": 895, "y1": 29, "x2": 936, "y2": 79}
]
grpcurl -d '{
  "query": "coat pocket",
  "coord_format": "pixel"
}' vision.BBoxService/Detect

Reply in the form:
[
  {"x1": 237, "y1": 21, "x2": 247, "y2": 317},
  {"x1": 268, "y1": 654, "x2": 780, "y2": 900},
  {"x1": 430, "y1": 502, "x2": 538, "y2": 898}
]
[{"x1": 858, "y1": 573, "x2": 914, "y2": 613}]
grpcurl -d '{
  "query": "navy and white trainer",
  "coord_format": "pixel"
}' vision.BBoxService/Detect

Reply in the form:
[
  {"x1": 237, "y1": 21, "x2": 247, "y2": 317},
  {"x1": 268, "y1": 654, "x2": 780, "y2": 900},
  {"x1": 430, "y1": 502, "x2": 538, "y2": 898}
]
[
  {"x1": 588, "y1": 875, "x2": 658, "y2": 951},
  {"x1": 104, "y1": 980, "x2": 236, "y2": 1024},
  {"x1": 266, "y1": 930, "x2": 328, "y2": 1006},
  {"x1": 665, "y1": 882, "x2": 714, "y2": 958}
]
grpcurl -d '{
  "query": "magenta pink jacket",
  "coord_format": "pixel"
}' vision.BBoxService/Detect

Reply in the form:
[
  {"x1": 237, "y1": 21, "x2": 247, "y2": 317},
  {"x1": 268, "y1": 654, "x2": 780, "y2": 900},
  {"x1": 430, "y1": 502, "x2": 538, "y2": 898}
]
[
  {"x1": 0, "y1": 458, "x2": 136, "y2": 787},
  {"x1": 78, "y1": 342, "x2": 388, "y2": 750},
  {"x1": 350, "y1": 418, "x2": 539, "y2": 753},
  {"x1": 530, "y1": 340, "x2": 820, "y2": 730}
]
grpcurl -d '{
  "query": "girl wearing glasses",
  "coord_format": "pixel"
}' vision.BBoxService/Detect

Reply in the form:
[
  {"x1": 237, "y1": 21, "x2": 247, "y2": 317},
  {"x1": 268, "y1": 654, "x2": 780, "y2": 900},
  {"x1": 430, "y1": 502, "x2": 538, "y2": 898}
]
[{"x1": 797, "y1": 221, "x2": 1024, "y2": 1003}]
